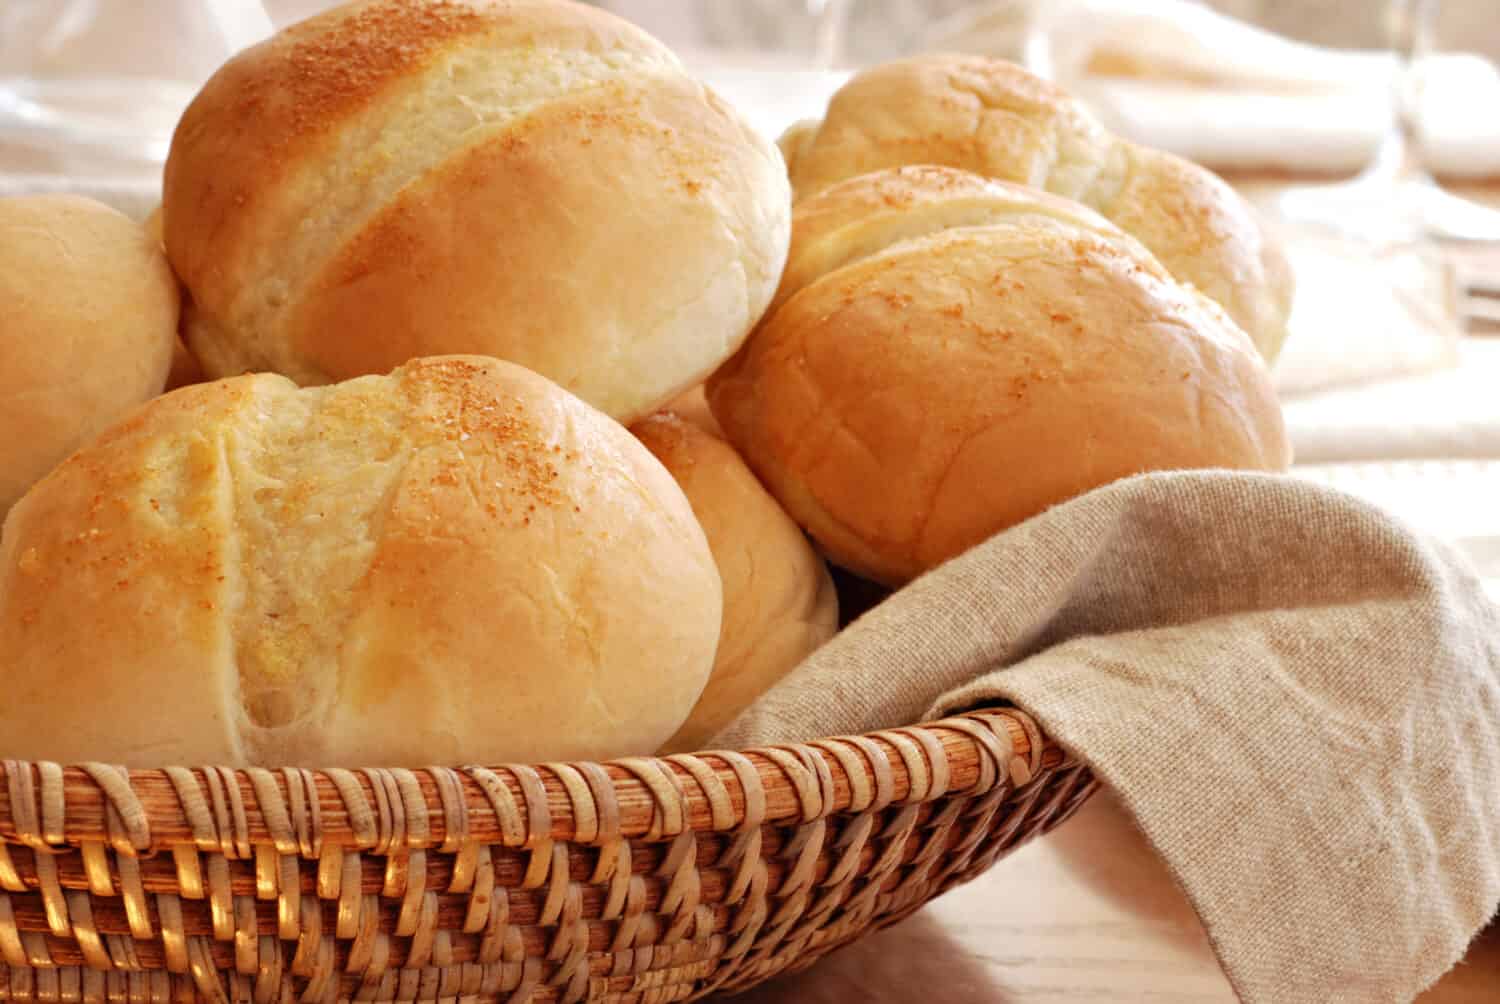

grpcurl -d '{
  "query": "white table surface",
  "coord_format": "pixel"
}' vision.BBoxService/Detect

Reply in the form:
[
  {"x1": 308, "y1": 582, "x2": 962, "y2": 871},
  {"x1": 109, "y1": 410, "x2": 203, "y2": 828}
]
[{"x1": 1286, "y1": 338, "x2": 1500, "y2": 601}]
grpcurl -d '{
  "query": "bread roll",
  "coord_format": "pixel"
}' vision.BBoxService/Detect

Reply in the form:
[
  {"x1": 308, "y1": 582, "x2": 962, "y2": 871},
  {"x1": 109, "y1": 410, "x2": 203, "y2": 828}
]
[
  {"x1": 142, "y1": 203, "x2": 207, "y2": 392},
  {"x1": 0, "y1": 356, "x2": 721, "y2": 767},
  {"x1": 633, "y1": 412, "x2": 837, "y2": 752},
  {"x1": 0, "y1": 195, "x2": 178, "y2": 522},
  {"x1": 163, "y1": 0, "x2": 790, "y2": 424},
  {"x1": 778, "y1": 54, "x2": 1293, "y2": 362},
  {"x1": 166, "y1": 338, "x2": 207, "y2": 392},
  {"x1": 662, "y1": 385, "x2": 724, "y2": 438},
  {"x1": 708, "y1": 167, "x2": 1292, "y2": 586},
  {"x1": 143, "y1": 204, "x2": 164, "y2": 246}
]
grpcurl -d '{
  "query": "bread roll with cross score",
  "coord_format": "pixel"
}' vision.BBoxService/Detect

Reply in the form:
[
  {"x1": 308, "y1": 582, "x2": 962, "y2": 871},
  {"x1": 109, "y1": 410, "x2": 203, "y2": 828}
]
[
  {"x1": 161, "y1": 0, "x2": 791, "y2": 423},
  {"x1": 0, "y1": 356, "x2": 723, "y2": 767}
]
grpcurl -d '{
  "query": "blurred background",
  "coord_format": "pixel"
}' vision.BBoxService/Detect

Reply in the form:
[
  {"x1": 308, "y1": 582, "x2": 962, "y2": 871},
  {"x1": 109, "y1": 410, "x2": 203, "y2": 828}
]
[
  {"x1": 10, "y1": 0, "x2": 1476, "y2": 193},
  {"x1": 6, "y1": 1, "x2": 1500, "y2": 188},
  {"x1": 592, "y1": 1, "x2": 1500, "y2": 65},
  {"x1": 262, "y1": 1, "x2": 1500, "y2": 62}
]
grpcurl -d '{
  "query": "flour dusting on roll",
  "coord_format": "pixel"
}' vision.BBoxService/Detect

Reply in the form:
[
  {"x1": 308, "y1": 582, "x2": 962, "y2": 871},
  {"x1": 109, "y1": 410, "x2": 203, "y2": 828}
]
[
  {"x1": 0, "y1": 357, "x2": 721, "y2": 767},
  {"x1": 163, "y1": 0, "x2": 790, "y2": 423}
]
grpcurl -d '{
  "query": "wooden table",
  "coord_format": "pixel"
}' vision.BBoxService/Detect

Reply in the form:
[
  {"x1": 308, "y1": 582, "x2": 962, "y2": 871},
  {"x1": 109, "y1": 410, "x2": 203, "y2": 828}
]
[{"x1": 728, "y1": 790, "x2": 1500, "y2": 1002}]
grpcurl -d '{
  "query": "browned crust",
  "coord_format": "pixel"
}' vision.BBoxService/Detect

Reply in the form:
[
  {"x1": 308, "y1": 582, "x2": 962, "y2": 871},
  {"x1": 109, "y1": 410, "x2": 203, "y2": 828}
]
[
  {"x1": 782, "y1": 54, "x2": 1294, "y2": 360},
  {"x1": 709, "y1": 169, "x2": 1290, "y2": 585},
  {"x1": 282, "y1": 73, "x2": 783, "y2": 420}
]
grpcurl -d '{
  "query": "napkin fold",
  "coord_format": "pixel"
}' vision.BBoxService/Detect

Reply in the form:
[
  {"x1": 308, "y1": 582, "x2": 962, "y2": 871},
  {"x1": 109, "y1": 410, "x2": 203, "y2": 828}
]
[{"x1": 717, "y1": 471, "x2": 1500, "y2": 1004}]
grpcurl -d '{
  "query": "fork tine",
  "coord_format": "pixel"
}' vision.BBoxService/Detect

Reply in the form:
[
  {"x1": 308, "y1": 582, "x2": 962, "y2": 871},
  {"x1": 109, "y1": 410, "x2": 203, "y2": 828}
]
[{"x1": 1464, "y1": 294, "x2": 1500, "y2": 331}]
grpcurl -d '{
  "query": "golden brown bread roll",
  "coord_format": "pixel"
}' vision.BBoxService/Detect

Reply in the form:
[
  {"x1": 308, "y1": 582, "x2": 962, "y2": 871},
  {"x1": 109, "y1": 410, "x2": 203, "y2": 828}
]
[
  {"x1": 0, "y1": 356, "x2": 721, "y2": 767},
  {"x1": 707, "y1": 167, "x2": 1292, "y2": 586},
  {"x1": 778, "y1": 54, "x2": 1293, "y2": 362},
  {"x1": 163, "y1": 0, "x2": 790, "y2": 423},
  {"x1": 633, "y1": 412, "x2": 837, "y2": 752},
  {"x1": 0, "y1": 195, "x2": 178, "y2": 522}
]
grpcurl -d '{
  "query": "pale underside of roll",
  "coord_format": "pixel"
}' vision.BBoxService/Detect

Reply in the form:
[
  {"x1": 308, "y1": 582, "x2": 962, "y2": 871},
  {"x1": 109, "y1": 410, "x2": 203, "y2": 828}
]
[{"x1": 633, "y1": 410, "x2": 838, "y2": 752}]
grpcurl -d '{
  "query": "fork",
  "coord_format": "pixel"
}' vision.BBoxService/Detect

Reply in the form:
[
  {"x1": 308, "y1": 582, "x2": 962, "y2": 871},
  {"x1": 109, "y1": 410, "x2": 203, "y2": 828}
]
[{"x1": 1452, "y1": 248, "x2": 1500, "y2": 332}]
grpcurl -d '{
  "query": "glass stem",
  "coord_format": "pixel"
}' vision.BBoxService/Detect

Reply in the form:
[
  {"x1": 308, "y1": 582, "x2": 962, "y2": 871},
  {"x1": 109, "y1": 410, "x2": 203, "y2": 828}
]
[
  {"x1": 811, "y1": 0, "x2": 851, "y2": 72},
  {"x1": 1364, "y1": 0, "x2": 1438, "y2": 185}
]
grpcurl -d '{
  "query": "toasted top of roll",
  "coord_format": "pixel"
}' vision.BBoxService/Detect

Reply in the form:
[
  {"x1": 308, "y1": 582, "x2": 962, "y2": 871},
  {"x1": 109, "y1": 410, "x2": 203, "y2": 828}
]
[
  {"x1": 775, "y1": 164, "x2": 1131, "y2": 313},
  {"x1": 0, "y1": 356, "x2": 721, "y2": 767},
  {"x1": 0, "y1": 194, "x2": 178, "y2": 521},
  {"x1": 163, "y1": 0, "x2": 790, "y2": 423},
  {"x1": 778, "y1": 54, "x2": 1292, "y2": 362},
  {"x1": 633, "y1": 412, "x2": 837, "y2": 751},
  {"x1": 708, "y1": 167, "x2": 1292, "y2": 586}
]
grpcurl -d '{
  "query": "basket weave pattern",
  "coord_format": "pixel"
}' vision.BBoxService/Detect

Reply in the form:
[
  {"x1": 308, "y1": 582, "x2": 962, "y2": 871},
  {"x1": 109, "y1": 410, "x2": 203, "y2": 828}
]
[{"x1": 0, "y1": 709, "x2": 1094, "y2": 1003}]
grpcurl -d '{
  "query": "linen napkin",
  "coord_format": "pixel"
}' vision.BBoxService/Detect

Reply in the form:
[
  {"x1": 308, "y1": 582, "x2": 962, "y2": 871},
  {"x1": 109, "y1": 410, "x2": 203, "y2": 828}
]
[
  {"x1": 1283, "y1": 339, "x2": 1500, "y2": 464},
  {"x1": 716, "y1": 471, "x2": 1500, "y2": 1004},
  {"x1": 1292, "y1": 460, "x2": 1500, "y2": 605}
]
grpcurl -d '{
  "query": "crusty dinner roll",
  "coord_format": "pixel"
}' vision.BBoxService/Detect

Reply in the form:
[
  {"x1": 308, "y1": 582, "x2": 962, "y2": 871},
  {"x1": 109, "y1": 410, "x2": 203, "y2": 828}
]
[
  {"x1": 163, "y1": 0, "x2": 790, "y2": 423},
  {"x1": 0, "y1": 195, "x2": 178, "y2": 522},
  {"x1": 0, "y1": 356, "x2": 722, "y2": 767},
  {"x1": 708, "y1": 167, "x2": 1292, "y2": 586},
  {"x1": 633, "y1": 412, "x2": 837, "y2": 752},
  {"x1": 778, "y1": 54, "x2": 1293, "y2": 362}
]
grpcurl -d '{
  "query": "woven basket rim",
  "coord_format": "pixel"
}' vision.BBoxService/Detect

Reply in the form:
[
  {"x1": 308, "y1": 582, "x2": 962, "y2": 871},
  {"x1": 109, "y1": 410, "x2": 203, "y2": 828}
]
[
  {"x1": 0, "y1": 707, "x2": 1094, "y2": 1004},
  {"x1": 0, "y1": 708, "x2": 1065, "y2": 855}
]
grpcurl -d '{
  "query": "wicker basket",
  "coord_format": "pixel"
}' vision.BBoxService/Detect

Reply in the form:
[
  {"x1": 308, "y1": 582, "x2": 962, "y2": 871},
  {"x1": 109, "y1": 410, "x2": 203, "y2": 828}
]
[{"x1": 0, "y1": 708, "x2": 1094, "y2": 1003}]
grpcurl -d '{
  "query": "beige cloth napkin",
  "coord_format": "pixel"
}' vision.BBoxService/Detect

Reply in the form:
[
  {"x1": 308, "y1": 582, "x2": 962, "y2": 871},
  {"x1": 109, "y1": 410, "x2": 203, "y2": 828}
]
[{"x1": 717, "y1": 471, "x2": 1500, "y2": 1004}]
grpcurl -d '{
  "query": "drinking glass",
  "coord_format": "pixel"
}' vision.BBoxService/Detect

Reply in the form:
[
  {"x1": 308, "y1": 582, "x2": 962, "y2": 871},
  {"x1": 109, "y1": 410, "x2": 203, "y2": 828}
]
[
  {"x1": 920, "y1": 0, "x2": 1472, "y2": 393},
  {"x1": 1276, "y1": 0, "x2": 1500, "y2": 245}
]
